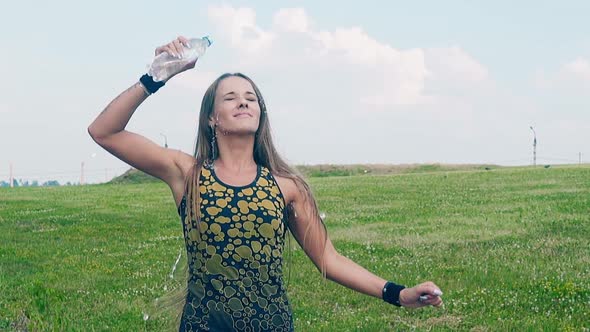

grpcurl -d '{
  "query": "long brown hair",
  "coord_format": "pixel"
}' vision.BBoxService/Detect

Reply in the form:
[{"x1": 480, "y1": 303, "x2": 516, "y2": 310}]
[{"x1": 152, "y1": 73, "x2": 329, "y2": 330}]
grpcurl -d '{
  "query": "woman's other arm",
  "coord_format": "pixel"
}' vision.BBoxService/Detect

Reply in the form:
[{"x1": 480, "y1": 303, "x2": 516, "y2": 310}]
[{"x1": 280, "y1": 177, "x2": 443, "y2": 308}]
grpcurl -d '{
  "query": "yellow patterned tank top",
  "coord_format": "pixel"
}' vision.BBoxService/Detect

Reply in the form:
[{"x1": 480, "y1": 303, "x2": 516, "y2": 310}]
[{"x1": 177, "y1": 163, "x2": 294, "y2": 331}]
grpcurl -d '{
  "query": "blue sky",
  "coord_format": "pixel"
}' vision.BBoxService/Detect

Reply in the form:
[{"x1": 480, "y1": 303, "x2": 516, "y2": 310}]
[{"x1": 1, "y1": 1, "x2": 589, "y2": 184}]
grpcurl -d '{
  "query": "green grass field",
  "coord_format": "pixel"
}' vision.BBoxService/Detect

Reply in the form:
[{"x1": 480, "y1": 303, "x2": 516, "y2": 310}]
[{"x1": 1, "y1": 165, "x2": 589, "y2": 331}]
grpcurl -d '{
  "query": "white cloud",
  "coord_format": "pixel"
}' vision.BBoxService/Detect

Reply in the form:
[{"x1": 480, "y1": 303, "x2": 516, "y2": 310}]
[
  {"x1": 313, "y1": 27, "x2": 430, "y2": 106},
  {"x1": 273, "y1": 8, "x2": 310, "y2": 33},
  {"x1": 207, "y1": 5, "x2": 489, "y2": 109},
  {"x1": 207, "y1": 5, "x2": 274, "y2": 54},
  {"x1": 533, "y1": 56, "x2": 590, "y2": 92},
  {"x1": 201, "y1": 5, "x2": 537, "y2": 168},
  {"x1": 425, "y1": 46, "x2": 488, "y2": 83},
  {"x1": 562, "y1": 57, "x2": 590, "y2": 81}
]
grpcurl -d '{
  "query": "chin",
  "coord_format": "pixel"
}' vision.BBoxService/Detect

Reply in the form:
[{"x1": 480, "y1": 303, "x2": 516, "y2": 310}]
[{"x1": 228, "y1": 128, "x2": 258, "y2": 136}]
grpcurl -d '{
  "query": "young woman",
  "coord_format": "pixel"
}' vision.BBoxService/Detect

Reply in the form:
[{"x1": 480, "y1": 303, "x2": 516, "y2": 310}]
[{"x1": 88, "y1": 36, "x2": 443, "y2": 331}]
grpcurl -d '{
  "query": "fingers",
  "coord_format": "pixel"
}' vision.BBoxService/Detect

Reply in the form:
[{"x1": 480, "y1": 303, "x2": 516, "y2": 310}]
[
  {"x1": 172, "y1": 39, "x2": 184, "y2": 58},
  {"x1": 177, "y1": 36, "x2": 191, "y2": 48},
  {"x1": 431, "y1": 296, "x2": 443, "y2": 308},
  {"x1": 420, "y1": 294, "x2": 443, "y2": 307},
  {"x1": 417, "y1": 281, "x2": 443, "y2": 296},
  {"x1": 155, "y1": 45, "x2": 178, "y2": 58},
  {"x1": 154, "y1": 46, "x2": 167, "y2": 57},
  {"x1": 154, "y1": 36, "x2": 190, "y2": 58},
  {"x1": 414, "y1": 281, "x2": 444, "y2": 308}
]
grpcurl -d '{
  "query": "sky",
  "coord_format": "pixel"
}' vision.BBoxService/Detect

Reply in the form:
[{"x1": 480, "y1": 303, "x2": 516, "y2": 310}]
[{"x1": 1, "y1": 0, "x2": 589, "y2": 184}]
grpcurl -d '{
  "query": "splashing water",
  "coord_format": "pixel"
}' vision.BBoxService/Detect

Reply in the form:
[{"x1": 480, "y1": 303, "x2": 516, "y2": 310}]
[{"x1": 169, "y1": 248, "x2": 183, "y2": 279}]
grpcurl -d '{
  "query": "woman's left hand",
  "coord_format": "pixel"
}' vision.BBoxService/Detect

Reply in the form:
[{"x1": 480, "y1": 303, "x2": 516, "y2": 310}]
[{"x1": 399, "y1": 281, "x2": 443, "y2": 308}]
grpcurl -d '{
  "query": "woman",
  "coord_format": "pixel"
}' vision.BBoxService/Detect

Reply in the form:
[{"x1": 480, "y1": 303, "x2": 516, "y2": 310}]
[{"x1": 88, "y1": 36, "x2": 443, "y2": 331}]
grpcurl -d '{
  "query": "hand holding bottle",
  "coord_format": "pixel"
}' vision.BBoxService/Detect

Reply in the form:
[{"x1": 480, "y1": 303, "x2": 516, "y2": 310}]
[{"x1": 149, "y1": 35, "x2": 212, "y2": 83}]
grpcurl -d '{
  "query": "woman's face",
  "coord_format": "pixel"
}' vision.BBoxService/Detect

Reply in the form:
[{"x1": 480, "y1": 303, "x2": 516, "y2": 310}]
[{"x1": 211, "y1": 76, "x2": 261, "y2": 136}]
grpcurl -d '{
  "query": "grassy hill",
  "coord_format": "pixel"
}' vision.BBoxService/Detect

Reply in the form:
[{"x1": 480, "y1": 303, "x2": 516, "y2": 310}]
[
  {"x1": 110, "y1": 163, "x2": 503, "y2": 184},
  {"x1": 108, "y1": 167, "x2": 160, "y2": 184},
  {"x1": 1, "y1": 165, "x2": 589, "y2": 331}
]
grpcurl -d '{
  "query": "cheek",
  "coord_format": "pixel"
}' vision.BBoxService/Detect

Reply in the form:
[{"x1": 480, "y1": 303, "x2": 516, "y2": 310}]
[
  {"x1": 253, "y1": 110, "x2": 262, "y2": 122},
  {"x1": 213, "y1": 106, "x2": 232, "y2": 122},
  {"x1": 221, "y1": 113, "x2": 235, "y2": 124},
  {"x1": 253, "y1": 105, "x2": 262, "y2": 116}
]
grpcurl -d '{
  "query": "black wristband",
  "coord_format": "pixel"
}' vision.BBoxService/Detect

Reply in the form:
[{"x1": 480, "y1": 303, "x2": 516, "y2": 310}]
[
  {"x1": 382, "y1": 281, "x2": 406, "y2": 307},
  {"x1": 139, "y1": 74, "x2": 165, "y2": 94}
]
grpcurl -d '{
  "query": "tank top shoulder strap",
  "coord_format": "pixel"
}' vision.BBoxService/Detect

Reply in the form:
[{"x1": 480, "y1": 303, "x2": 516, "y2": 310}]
[{"x1": 258, "y1": 165, "x2": 287, "y2": 210}]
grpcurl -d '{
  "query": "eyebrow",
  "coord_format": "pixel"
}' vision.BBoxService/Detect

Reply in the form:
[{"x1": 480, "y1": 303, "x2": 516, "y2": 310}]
[{"x1": 222, "y1": 91, "x2": 257, "y2": 97}]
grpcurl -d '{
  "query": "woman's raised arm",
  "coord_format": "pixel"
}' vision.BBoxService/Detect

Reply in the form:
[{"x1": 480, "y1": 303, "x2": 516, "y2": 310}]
[
  {"x1": 87, "y1": 81, "x2": 183, "y2": 185},
  {"x1": 88, "y1": 36, "x2": 196, "y2": 187}
]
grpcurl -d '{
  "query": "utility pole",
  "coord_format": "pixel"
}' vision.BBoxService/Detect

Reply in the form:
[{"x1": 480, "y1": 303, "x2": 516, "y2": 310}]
[
  {"x1": 80, "y1": 161, "x2": 85, "y2": 185},
  {"x1": 580, "y1": 152, "x2": 582, "y2": 165},
  {"x1": 9, "y1": 162, "x2": 13, "y2": 188},
  {"x1": 529, "y1": 126, "x2": 537, "y2": 166}
]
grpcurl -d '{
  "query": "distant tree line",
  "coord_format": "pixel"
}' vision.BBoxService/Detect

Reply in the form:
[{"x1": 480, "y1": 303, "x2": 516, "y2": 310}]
[{"x1": 0, "y1": 179, "x2": 75, "y2": 187}]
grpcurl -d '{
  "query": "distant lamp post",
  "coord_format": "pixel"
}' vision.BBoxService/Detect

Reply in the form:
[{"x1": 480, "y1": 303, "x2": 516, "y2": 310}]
[
  {"x1": 529, "y1": 126, "x2": 537, "y2": 166},
  {"x1": 160, "y1": 133, "x2": 168, "y2": 148}
]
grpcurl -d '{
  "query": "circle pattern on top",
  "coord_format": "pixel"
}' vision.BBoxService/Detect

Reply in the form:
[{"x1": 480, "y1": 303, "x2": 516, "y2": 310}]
[{"x1": 177, "y1": 163, "x2": 293, "y2": 331}]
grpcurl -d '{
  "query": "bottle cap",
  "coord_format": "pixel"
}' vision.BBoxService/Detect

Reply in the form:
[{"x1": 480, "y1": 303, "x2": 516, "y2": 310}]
[{"x1": 202, "y1": 36, "x2": 213, "y2": 47}]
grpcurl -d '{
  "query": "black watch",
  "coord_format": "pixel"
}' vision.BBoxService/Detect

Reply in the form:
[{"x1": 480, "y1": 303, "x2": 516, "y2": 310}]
[{"x1": 382, "y1": 281, "x2": 406, "y2": 307}]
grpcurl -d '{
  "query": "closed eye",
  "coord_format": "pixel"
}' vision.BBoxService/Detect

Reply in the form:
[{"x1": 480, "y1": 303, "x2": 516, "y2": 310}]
[{"x1": 225, "y1": 98, "x2": 257, "y2": 102}]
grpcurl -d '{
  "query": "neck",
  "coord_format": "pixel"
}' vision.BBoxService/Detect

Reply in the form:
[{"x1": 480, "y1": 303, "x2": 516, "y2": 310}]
[{"x1": 214, "y1": 133, "x2": 257, "y2": 172}]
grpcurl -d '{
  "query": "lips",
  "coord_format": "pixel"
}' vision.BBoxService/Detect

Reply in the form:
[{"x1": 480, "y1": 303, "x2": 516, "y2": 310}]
[{"x1": 234, "y1": 112, "x2": 252, "y2": 117}]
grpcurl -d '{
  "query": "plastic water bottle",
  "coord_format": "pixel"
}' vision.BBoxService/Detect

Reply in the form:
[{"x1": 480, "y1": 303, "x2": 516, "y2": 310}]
[{"x1": 148, "y1": 36, "x2": 212, "y2": 82}]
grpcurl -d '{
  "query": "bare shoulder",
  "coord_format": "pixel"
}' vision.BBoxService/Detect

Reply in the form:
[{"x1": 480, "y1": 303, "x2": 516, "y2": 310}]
[{"x1": 272, "y1": 174, "x2": 299, "y2": 205}]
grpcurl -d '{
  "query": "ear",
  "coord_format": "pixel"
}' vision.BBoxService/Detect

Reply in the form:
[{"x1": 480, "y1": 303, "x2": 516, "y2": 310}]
[{"x1": 208, "y1": 113, "x2": 216, "y2": 128}]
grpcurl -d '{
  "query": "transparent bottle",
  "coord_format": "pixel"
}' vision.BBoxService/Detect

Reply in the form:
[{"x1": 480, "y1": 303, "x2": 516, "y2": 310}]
[{"x1": 148, "y1": 36, "x2": 212, "y2": 82}]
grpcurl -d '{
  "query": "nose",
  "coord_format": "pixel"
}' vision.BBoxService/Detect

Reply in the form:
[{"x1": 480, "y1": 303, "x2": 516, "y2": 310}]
[{"x1": 239, "y1": 99, "x2": 248, "y2": 108}]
